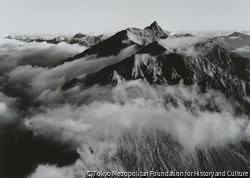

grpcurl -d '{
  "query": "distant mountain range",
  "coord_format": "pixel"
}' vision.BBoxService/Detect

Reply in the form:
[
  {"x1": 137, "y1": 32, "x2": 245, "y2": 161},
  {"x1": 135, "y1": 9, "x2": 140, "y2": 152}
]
[
  {"x1": 5, "y1": 33, "x2": 109, "y2": 47},
  {"x1": 6, "y1": 25, "x2": 250, "y2": 59},
  {"x1": 219, "y1": 31, "x2": 250, "y2": 49}
]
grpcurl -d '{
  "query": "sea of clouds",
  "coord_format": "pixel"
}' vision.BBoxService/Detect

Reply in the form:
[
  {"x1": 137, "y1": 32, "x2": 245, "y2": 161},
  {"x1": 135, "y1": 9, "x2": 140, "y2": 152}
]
[{"x1": 1, "y1": 33, "x2": 250, "y2": 177}]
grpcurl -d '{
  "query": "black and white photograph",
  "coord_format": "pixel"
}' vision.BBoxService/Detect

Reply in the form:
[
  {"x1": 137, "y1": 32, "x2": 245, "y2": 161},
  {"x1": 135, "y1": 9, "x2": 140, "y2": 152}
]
[{"x1": 1, "y1": 0, "x2": 250, "y2": 177}]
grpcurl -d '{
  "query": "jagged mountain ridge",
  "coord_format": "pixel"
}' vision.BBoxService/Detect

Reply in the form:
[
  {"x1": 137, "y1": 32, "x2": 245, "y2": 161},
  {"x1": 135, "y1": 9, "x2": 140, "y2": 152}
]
[
  {"x1": 62, "y1": 26, "x2": 250, "y2": 114},
  {"x1": 61, "y1": 21, "x2": 169, "y2": 64},
  {"x1": 63, "y1": 40, "x2": 250, "y2": 90}
]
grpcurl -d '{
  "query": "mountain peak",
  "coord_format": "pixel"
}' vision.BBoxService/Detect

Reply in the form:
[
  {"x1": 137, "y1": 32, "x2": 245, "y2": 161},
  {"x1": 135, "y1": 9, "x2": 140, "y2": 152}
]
[
  {"x1": 148, "y1": 21, "x2": 159, "y2": 28},
  {"x1": 145, "y1": 21, "x2": 161, "y2": 31},
  {"x1": 227, "y1": 31, "x2": 249, "y2": 37},
  {"x1": 228, "y1": 31, "x2": 241, "y2": 36},
  {"x1": 145, "y1": 21, "x2": 168, "y2": 39},
  {"x1": 73, "y1": 32, "x2": 87, "y2": 38}
]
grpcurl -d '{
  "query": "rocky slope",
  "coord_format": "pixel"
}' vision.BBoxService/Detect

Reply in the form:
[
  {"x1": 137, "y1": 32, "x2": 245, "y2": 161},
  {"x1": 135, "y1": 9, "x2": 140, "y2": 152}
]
[
  {"x1": 63, "y1": 24, "x2": 250, "y2": 115},
  {"x1": 61, "y1": 21, "x2": 169, "y2": 64}
]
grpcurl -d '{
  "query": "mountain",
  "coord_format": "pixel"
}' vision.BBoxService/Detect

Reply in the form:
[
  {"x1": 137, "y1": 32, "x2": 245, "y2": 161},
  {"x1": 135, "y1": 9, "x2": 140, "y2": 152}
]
[
  {"x1": 62, "y1": 30, "x2": 250, "y2": 114},
  {"x1": 213, "y1": 32, "x2": 250, "y2": 50},
  {"x1": 228, "y1": 31, "x2": 248, "y2": 38},
  {"x1": 72, "y1": 32, "x2": 86, "y2": 38},
  {"x1": 69, "y1": 34, "x2": 108, "y2": 47},
  {"x1": 46, "y1": 36, "x2": 71, "y2": 44},
  {"x1": 193, "y1": 40, "x2": 250, "y2": 103},
  {"x1": 61, "y1": 21, "x2": 169, "y2": 64},
  {"x1": 144, "y1": 21, "x2": 168, "y2": 39}
]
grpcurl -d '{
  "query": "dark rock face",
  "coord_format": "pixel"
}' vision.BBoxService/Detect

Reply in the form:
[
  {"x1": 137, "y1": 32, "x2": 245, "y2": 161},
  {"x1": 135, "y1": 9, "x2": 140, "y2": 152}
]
[{"x1": 61, "y1": 21, "x2": 170, "y2": 64}]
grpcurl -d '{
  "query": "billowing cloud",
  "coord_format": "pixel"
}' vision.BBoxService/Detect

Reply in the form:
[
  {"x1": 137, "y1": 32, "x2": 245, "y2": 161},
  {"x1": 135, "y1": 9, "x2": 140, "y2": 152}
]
[
  {"x1": 0, "y1": 35, "x2": 138, "y2": 111},
  {"x1": 5, "y1": 44, "x2": 137, "y2": 106},
  {"x1": 25, "y1": 81, "x2": 250, "y2": 177},
  {"x1": 0, "y1": 92, "x2": 18, "y2": 126},
  {"x1": 25, "y1": 81, "x2": 250, "y2": 148}
]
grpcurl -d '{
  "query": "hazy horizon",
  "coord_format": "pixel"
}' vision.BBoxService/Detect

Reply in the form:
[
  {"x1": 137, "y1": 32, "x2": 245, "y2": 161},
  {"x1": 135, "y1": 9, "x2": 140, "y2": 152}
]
[{"x1": 1, "y1": 0, "x2": 250, "y2": 34}]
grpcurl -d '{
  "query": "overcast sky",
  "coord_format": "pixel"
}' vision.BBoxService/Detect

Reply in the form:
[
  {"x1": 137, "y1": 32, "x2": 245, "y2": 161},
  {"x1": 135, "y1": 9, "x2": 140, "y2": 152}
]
[{"x1": 1, "y1": 0, "x2": 250, "y2": 34}]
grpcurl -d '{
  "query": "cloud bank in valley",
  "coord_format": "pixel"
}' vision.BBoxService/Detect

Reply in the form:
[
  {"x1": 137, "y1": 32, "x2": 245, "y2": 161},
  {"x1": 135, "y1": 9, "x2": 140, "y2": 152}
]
[
  {"x1": 0, "y1": 38, "x2": 86, "y2": 74},
  {"x1": 160, "y1": 36, "x2": 209, "y2": 56}
]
